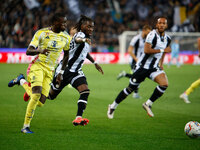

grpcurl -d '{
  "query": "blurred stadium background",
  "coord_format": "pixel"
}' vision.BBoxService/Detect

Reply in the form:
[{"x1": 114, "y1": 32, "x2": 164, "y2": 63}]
[{"x1": 0, "y1": 0, "x2": 200, "y2": 64}]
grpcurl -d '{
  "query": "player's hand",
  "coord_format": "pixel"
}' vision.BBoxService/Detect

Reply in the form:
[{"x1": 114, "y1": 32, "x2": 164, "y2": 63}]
[
  {"x1": 56, "y1": 73, "x2": 63, "y2": 88},
  {"x1": 164, "y1": 47, "x2": 171, "y2": 53},
  {"x1": 95, "y1": 63, "x2": 104, "y2": 75},
  {"x1": 85, "y1": 38, "x2": 92, "y2": 45},
  {"x1": 198, "y1": 54, "x2": 200, "y2": 58},
  {"x1": 38, "y1": 49, "x2": 50, "y2": 56},
  {"x1": 160, "y1": 66, "x2": 164, "y2": 70}
]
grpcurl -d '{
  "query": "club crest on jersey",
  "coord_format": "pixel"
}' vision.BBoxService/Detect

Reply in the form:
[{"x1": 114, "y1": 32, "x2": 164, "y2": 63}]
[{"x1": 51, "y1": 41, "x2": 57, "y2": 47}]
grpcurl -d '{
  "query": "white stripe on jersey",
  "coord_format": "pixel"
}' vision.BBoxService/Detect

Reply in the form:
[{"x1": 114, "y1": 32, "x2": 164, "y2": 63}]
[
  {"x1": 136, "y1": 29, "x2": 171, "y2": 69},
  {"x1": 68, "y1": 32, "x2": 90, "y2": 72},
  {"x1": 129, "y1": 33, "x2": 145, "y2": 59}
]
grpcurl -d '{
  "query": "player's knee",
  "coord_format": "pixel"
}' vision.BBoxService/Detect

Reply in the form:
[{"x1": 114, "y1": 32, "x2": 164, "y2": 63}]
[
  {"x1": 127, "y1": 83, "x2": 138, "y2": 93},
  {"x1": 32, "y1": 86, "x2": 42, "y2": 94},
  {"x1": 31, "y1": 93, "x2": 41, "y2": 103},
  {"x1": 160, "y1": 83, "x2": 168, "y2": 88},
  {"x1": 158, "y1": 85, "x2": 168, "y2": 92},
  {"x1": 79, "y1": 89, "x2": 90, "y2": 100}
]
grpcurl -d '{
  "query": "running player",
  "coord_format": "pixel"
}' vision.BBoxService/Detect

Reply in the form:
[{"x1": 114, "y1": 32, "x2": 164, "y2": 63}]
[
  {"x1": 179, "y1": 37, "x2": 200, "y2": 103},
  {"x1": 117, "y1": 25, "x2": 152, "y2": 98},
  {"x1": 49, "y1": 15, "x2": 104, "y2": 126},
  {"x1": 8, "y1": 13, "x2": 71, "y2": 133},
  {"x1": 107, "y1": 17, "x2": 171, "y2": 119}
]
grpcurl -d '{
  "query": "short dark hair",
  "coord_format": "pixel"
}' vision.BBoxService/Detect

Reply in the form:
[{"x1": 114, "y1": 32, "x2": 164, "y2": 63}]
[
  {"x1": 142, "y1": 25, "x2": 152, "y2": 30},
  {"x1": 51, "y1": 12, "x2": 66, "y2": 24},
  {"x1": 152, "y1": 16, "x2": 167, "y2": 27},
  {"x1": 74, "y1": 15, "x2": 94, "y2": 31},
  {"x1": 156, "y1": 16, "x2": 168, "y2": 23}
]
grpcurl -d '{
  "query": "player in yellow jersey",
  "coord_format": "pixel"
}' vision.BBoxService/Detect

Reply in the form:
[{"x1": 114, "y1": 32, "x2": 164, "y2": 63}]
[
  {"x1": 180, "y1": 38, "x2": 200, "y2": 103},
  {"x1": 8, "y1": 12, "x2": 71, "y2": 133}
]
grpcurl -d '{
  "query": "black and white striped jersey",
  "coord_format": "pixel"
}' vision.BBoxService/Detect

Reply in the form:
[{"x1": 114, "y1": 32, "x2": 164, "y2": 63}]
[
  {"x1": 135, "y1": 29, "x2": 171, "y2": 69},
  {"x1": 67, "y1": 32, "x2": 90, "y2": 72},
  {"x1": 129, "y1": 33, "x2": 145, "y2": 59}
]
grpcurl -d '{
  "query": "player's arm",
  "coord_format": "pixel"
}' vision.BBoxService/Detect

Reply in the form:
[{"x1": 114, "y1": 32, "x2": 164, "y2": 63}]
[
  {"x1": 26, "y1": 46, "x2": 49, "y2": 56},
  {"x1": 144, "y1": 43, "x2": 171, "y2": 54},
  {"x1": 26, "y1": 30, "x2": 49, "y2": 56},
  {"x1": 56, "y1": 50, "x2": 69, "y2": 86},
  {"x1": 75, "y1": 37, "x2": 91, "y2": 45},
  {"x1": 128, "y1": 46, "x2": 138, "y2": 62},
  {"x1": 159, "y1": 52, "x2": 165, "y2": 70},
  {"x1": 56, "y1": 35, "x2": 71, "y2": 87},
  {"x1": 86, "y1": 53, "x2": 104, "y2": 74}
]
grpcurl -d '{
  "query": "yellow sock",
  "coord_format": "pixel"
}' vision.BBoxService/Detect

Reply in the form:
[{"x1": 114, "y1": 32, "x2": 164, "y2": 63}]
[
  {"x1": 24, "y1": 93, "x2": 41, "y2": 126},
  {"x1": 37, "y1": 101, "x2": 44, "y2": 107},
  {"x1": 22, "y1": 83, "x2": 31, "y2": 96},
  {"x1": 186, "y1": 79, "x2": 200, "y2": 95}
]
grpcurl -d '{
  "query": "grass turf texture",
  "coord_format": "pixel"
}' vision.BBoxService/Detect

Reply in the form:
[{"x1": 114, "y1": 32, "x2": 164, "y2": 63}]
[{"x1": 0, "y1": 64, "x2": 200, "y2": 150}]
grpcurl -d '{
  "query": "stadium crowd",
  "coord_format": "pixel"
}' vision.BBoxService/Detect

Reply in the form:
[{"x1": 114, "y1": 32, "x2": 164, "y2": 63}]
[{"x1": 0, "y1": 0, "x2": 200, "y2": 52}]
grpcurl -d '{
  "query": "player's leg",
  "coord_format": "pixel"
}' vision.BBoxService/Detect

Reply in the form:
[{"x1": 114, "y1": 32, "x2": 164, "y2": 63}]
[
  {"x1": 21, "y1": 64, "x2": 43, "y2": 133},
  {"x1": 37, "y1": 72, "x2": 53, "y2": 107},
  {"x1": 47, "y1": 67, "x2": 70, "y2": 100},
  {"x1": 180, "y1": 78, "x2": 200, "y2": 103},
  {"x1": 108, "y1": 68, "x2": 145, "y2": 119},
  {"x1": 72, "y1": 77, "x2": 90, "y2": 126},
  {"x1": 132, "y1": 66, "x2": 141, "y2": 99},
  {"x1": 8, "y1": 74, "x2": 31, "y2": 101},
  {"x1": 143, "y1": 71, "x2": 168, "y2": 117}
]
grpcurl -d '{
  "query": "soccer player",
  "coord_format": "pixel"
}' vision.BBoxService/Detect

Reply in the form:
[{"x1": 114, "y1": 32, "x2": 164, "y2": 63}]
[
  {"x1": 179, "y1": 38, "x2": 200, "y2": 103},
  {"x1": 107, "y1": 17, "x2": 171, "y2": 119},
  {"x1": 48, "y1": 15, "x2": 104, "y2": 126},
  {"x1": 117, "y1": 25, "x2": 152, "y2": 98},
  {"x1": 8, "y1": 13, "x2": 71, "y2": 133}
]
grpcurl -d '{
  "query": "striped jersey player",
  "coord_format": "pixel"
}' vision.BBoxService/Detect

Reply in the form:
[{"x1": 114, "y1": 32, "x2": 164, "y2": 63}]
[{"x1": 108, "y1": 17, "x2": 171, "y2": 119}]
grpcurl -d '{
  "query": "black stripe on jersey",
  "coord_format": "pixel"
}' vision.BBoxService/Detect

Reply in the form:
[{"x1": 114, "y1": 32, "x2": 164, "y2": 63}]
[
  {"x1": 68, "y1": 43, "x2": 85, "y2": 70},
  {"x1": 140, "y1": 54, "x2": 150, "y2": 67},
  {"x1": 75, "y1": 60, "x2": 84, "y2": 72},
  {"x1": 151, "y1": 34, "x2": 157, "y2": 49},
  {"x1": 166, "y1": 37, "x2": 171, "y2": 47},
  {"x1": 134, "y1": 39, "x2": 140, "y2": 56},
  {"x1": 149, "y1": 57, "x2": 157, "y2": 69}
]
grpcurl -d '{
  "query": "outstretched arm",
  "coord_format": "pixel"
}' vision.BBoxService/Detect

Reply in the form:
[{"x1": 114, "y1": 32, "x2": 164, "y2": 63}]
[{"x1": 86, "y1": 53, "x2": 104, "y2": 74}]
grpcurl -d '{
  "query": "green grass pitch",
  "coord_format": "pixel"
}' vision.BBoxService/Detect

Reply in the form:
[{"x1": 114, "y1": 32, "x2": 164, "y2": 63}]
[{"x1": 0, "y1": 64, "x2": 200, "y2": 150}]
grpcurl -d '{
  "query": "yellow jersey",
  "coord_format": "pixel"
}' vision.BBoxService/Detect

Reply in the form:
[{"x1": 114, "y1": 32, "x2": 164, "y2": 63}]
[{"x1": 29, "y1": 27, "x2": 71, "y2": 71}]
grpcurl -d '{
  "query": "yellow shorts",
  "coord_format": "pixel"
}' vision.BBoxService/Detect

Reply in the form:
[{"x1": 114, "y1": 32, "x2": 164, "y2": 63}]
[{"x1": 28, "y1": 62, "x2": 53, "y2": 97}]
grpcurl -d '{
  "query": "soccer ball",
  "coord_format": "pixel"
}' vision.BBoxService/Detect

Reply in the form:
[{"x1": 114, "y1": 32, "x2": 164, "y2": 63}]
[{"x1": 184, "y1": 121, "x2": 200, "y2": 138}]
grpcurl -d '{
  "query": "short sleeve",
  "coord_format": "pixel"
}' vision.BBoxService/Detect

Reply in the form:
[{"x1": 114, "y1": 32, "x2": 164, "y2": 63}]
[
  {"x1": 63, "y1": 36, "x2": 72, "y2": 51},
  {"x1": 75, "y1": 32, "x2": 85, "y2": 39},
  {"x1": 145, "y1": 31, "x2": 155, "y2": 44},
  {"x1": 29, "y1": 30, "x2": 43, "y2": 48},
  {"x1": 129, "y1": 36, "x2": 139, "y2": 47}
]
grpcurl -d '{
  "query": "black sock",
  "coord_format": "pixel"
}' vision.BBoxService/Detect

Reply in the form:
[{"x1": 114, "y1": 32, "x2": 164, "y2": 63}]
[
  {"x1": 77, "y1": 102, "x2": 86, "y2": 116},
  {"x1": 149, "y1": 86, "x2": 167, "y2": 102},
  {"x1": 76, "y1": 90, "x2": 89, "y2": 117}
]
